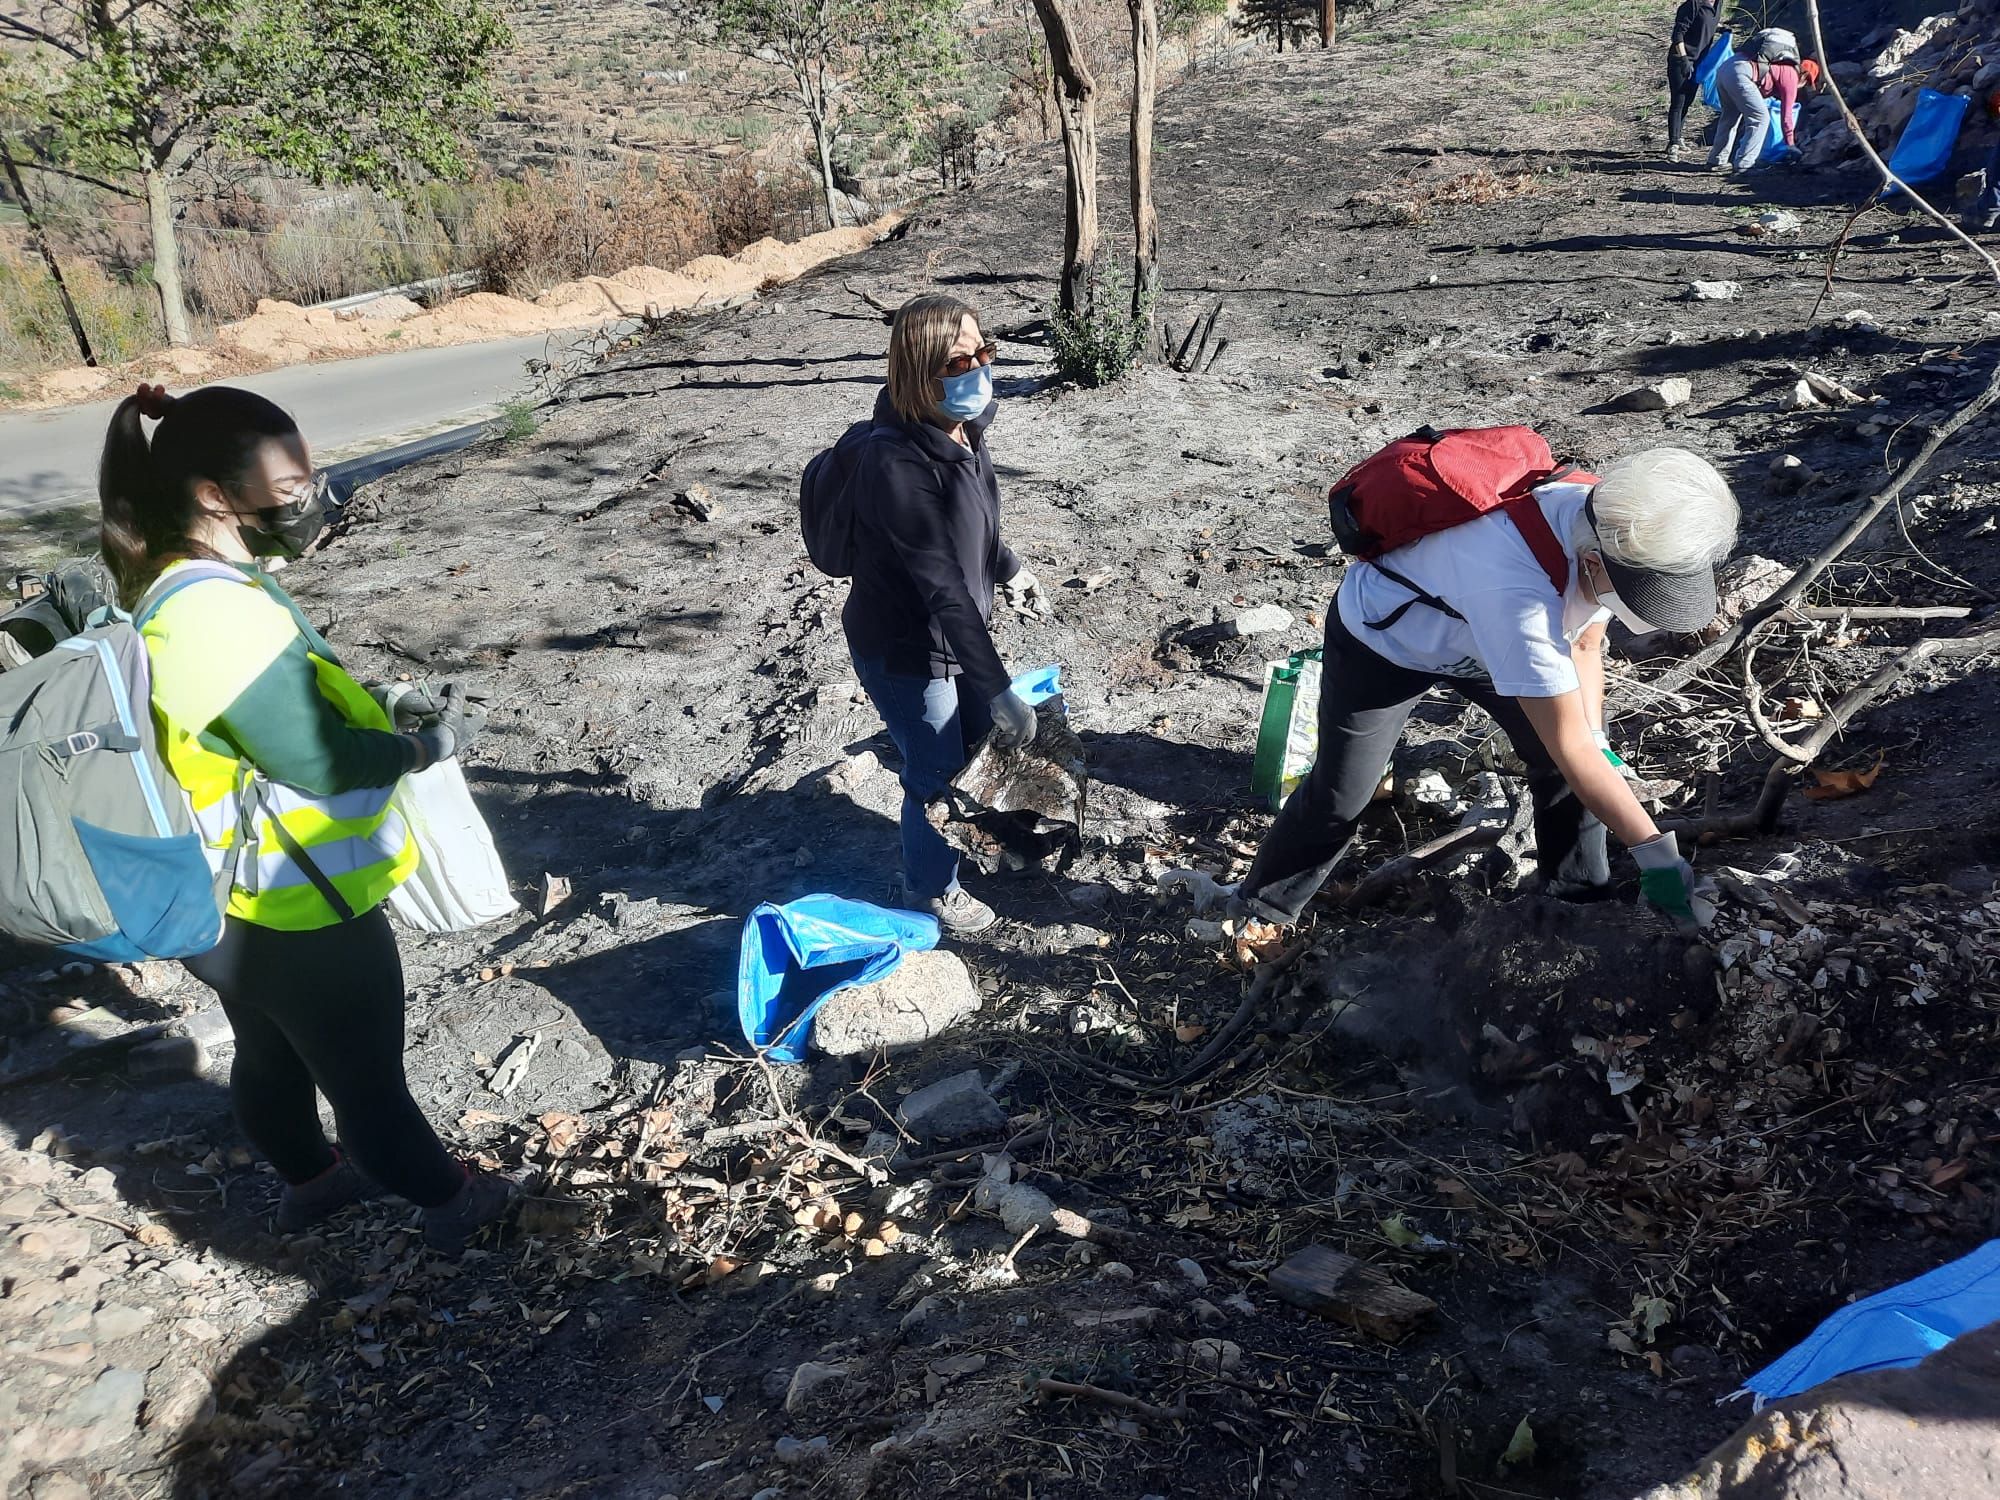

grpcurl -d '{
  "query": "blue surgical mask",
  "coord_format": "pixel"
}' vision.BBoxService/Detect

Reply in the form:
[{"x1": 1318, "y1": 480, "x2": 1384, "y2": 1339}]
[{"x1": 938, "y1": 364, "x2": 993, "y2": 421}]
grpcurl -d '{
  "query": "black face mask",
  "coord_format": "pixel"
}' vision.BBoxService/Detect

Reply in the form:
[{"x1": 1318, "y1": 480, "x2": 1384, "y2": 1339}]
[{"x1": 237, "y1": 472, "x2": 332, "y2": 560}]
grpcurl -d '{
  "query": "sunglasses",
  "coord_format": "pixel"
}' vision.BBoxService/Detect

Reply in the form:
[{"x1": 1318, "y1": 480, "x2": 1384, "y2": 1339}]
[{"x1": 938, "y1": 342, "x2": 998, "y2": 378}]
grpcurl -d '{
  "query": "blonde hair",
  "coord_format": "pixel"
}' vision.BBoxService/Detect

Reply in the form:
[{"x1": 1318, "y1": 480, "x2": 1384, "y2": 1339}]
[
  {"x1": 1590, "y1": 448, "x2": 1738, "y2": 571},
  {"x1": 886, "y1": 293, "x2": 979, "y2": 426}
]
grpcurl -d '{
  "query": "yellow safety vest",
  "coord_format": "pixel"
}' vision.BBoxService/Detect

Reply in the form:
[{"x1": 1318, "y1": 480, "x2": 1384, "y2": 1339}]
[{"x1": 141, "y1": 561, "x2": 416, "y2": 931}]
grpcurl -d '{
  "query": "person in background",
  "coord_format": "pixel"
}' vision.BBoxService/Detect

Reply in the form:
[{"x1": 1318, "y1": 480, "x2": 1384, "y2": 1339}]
[
  {"x1": 1666, "y1": 0, "x2": 1723, "y2": 163},
  {"x1": 1761, "y1": 55, "x2": 1803, "y2": 152},
  {"x1": 842, "y1": 295, "x2": 1048, "y2": 935},
  {"x1": 1227, "y1": 450, "x2": 1739, "y2": 932},
  {"x1": 1708, "y1": 43, "x2": 1773, "y2": 175},
  {"x1": 99, "y1": 383, "x2": 518, "y2": 1252}
]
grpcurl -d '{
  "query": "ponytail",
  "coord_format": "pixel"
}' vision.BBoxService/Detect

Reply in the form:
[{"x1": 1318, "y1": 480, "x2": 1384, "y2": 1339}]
[{"x1": 96, "y1": 383, "x2": 300, "y2": 608}]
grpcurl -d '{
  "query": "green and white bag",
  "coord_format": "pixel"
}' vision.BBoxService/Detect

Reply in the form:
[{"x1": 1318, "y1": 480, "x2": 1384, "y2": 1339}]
[{"x1": 1249, "y1": 648, "x2": 1322, "y2": 811}]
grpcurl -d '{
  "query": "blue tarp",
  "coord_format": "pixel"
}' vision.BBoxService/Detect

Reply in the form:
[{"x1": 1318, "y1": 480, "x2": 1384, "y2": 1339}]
[
  {"x1": 737, "y1": 895, "x2": 939, "y2": 1062},
  {"x1": 1742, "y1": 1239, "x2": 2000, "y2": 1404},
  {"x1": 1884, "y1": 88, "x2": 1972, "y2": 190},
  {"x1": 1697, "y1": 36, "x2": 1734, "y2": 109}
]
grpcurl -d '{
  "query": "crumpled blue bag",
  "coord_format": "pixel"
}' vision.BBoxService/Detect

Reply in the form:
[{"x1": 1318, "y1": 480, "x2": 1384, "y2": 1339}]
[
  {"x1": 1697, "y1": 36, "x2": 1734, "y2": 110},
  {"x1": 1742, "y1": 1238, "x2": 2000, "y2": 1405},
  {"x1": 1884, "y1": 89, "x2": 1973, "y2": 191},
  {"x1": 737, "y1": 894, "x2": 939, "y2": 1062},
  {"x1": 1010, "y1": 663, "x2": 1063, "y2": 706}
]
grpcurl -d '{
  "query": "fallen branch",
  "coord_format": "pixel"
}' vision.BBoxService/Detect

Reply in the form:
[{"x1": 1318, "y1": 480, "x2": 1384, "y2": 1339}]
[
  {"x1": 1793, "y1": 604, "x2": 1973, "y2": 621},
  {"x1": 1671, "y1": 626, "x2": 2000, "y2": 841},
  {"x1": 1638, "y1": 351, "x2": 2000, "y2": 700},
  {"x1": 1805, "y1": 0, "x2": 2000, "y2": 282},
  {"x1": 1033, "y1": 1377, "x2": 1187, "y2": 1424},
  {"x1": 1808, "y1": 202, "x2": 1879, "y2": 324}
]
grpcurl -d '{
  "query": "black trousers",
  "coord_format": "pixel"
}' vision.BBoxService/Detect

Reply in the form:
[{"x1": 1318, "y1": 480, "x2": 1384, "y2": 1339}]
[
  {"x1": 1666, "y1": 55, "x2": 1700, "y2": 148},
  {"x1": 1237, "y1": 610, "x2": 1609, "y2": 924},
  {"x1": 184, "y1": 907, "x2": 465, "y2": 1206}
]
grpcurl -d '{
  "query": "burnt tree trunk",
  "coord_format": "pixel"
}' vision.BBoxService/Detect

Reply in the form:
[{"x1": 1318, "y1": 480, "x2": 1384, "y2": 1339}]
[
  {"x1": 1128, "y1": 0, "x2": 1160, "y2": 335},
  {"x1": 1031, "y1": 0, "x2": 1099, "y2": 316},
  {"x1": 1, "y1": 140, "x2": 95, "y2": 366}
]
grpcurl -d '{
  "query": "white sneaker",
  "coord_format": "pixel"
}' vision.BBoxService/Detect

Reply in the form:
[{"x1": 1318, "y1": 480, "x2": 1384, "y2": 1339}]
[
  {"x1": 1668, "y1": 143, "x2": 1683, "y2": 163},
  {"x1": 928, "y1": 887, "x2": 998, "y2": 934}
]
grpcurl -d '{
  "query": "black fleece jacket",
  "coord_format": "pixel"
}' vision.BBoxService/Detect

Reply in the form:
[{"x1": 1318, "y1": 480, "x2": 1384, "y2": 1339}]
[
  {"x1": 1670, "y1": 0, "x2": 1720, "y2": 58},
  {"x1": 841, "y1": 387, "x2": 1020, "y2": 703}
]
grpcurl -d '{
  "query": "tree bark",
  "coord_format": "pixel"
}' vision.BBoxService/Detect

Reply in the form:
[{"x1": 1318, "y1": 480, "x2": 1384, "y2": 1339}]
[
  {"x1": 142, "y1": 161, "x2": 191, "y2": 348},
  {"x1": 1320, "y1": 0, "x2": 1337, "y2": 47},
  {"x1": 1127, "y1": 0, "x2": 1160, "y2": 334},
  {"x1": 808, "y1": 111, "x2": 842, "y2": 230},
  {"x1": 1030, "y1": 0, "x2": 1099, "y2": 316},
  {"x1": 1, "y1": 139, "x2": 95, "y2": 366}
]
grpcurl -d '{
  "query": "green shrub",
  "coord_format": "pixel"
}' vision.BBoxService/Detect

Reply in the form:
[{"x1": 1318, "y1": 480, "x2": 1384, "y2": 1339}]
[{"x1": 1049, "y1": 262, "x2": 1155, "y2": 388}]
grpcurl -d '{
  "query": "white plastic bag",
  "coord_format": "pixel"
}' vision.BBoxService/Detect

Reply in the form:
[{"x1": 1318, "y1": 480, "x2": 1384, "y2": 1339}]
[{"x1": 384, "y1": 759, "x2": 518, "y2": 933}]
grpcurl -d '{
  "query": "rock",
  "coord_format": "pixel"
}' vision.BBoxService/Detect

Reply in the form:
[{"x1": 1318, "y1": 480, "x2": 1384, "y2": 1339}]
[
  {"x1": 1189, "y1": 1337, "x2": 1243, "y2": 1375},
  {"x1": 1228, "y1": 603, "x2": 1294, "y2": 637},
  {"x1": 895, "y1": 1070, "x2": 1006, "y2": 1143},
  {"x1": 1752, "y1": 210, "x2": 1802, "y2": 236},
  {"x1": 1097, "y1": 1261, "x2": 1134, "y2": 1281},
  {"x1": 1174, "y1": 1257, "x2": 1209, "y2": 1289},
  {"x1": 73, "y1": 1167, "x2": 116, "y2": 1198},
  {"x1": 971, "y1": 1171, "x2": 1057, "y2": 1236},
  {"x1": 1710, "y1": 555, "x2": 1791, "y2": 631},
  {"x1": 90, "y1": 1304, "x2": 153, "y2": 1341},
  {"x1": 1190, "y1": 1298, "x2": 1225, "y2": 1326},
  {"x1": 810, "y1": 950, "x2": 979, "y2": 1057},
  {"x1": 23, "y1": 1341, "x2": 95, "y2": 1368},
  {"x1": 55, "y1": 1367, "x2": 146, "y2": 1448},
  {"x1": 773, "y1": 1433, "x2": 830, "y2": 1467},
  {"x1": 783, "y1": 1360, "x2": 849, "y2": 1416},
  {"x1": 1609, "y1": 377, "x2": 1692, "y2": 412},
  {"x1": 536, "y1": 872, "x2": 570, "y2": 918},
  {"x1": 1686, "y1": 280, "x2": 1742, "y2": 301},
  {"x1": 1635, "y1": 1321, "x2": 2000, "y2": 1500},
  {"x1": 31, "y1": 1476, "x2": 93, "y2": 1500},
  {"x1": 1065, "y1": 883, "x2": 1114, "y2": 910},
  {"x1": 1957, "y1": 170, "x2": 1988, "y2": 210},
  {"x1": 1785, "y1": 378, "x2": 1824, "y2": 411},
  {"x1": 1768, "y1": 455, "x2": 1817, "y2": 496},
  {"x1": 14, "y1": 1221, "x2": 92, "y2": 1262},
  {"x1": 126, "y1": 1034, "x2": 208, "y2": 1082},
  {"x1": 149, "y1": 1368, "x2": 216, "y2": 1431},
  {"x1": 1838, "y1": 308, "x2": 1879, "y2": 330}
]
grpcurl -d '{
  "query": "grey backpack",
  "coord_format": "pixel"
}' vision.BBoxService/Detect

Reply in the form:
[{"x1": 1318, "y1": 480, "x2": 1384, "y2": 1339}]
[
  {"x1": 1752, "y1": 28, "x2": 1800, "y2": 66},
  {"x1": 0, "y1": 562, "x2": 249, "y2": 961}
]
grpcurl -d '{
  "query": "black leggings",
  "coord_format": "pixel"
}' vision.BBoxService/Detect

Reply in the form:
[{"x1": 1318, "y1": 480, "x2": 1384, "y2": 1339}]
[
  {"x1": 183, "y1": 908, "x2": 465, "y2": 1207},
  {"x1": 1667, "y1": 55, "x2": 1700, "y2": 148},
  {"x1": 1238, "y1": 611, "x2": 1609, "y2": 924}
]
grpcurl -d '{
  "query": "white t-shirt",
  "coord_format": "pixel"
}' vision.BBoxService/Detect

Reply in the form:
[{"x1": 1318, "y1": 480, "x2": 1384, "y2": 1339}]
[{"x1": 1336, "y1": 481, "x2": 1611, "y2": 698}]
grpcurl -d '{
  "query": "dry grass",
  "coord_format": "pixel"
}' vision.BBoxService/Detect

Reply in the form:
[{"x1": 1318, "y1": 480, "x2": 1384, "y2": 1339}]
[{"x1": 1348, "y1": 165, "x2": 1544, "y2": 225}]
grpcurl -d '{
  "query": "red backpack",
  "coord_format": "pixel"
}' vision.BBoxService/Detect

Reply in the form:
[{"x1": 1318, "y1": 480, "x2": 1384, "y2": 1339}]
[{"x1": 1327, "y1": 425, "x2": 1596, "y2": 629}]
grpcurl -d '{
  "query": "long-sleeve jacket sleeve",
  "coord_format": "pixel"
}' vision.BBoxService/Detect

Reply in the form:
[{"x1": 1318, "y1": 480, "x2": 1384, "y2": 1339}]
[
  {"x1": 206, "y1": 637, "x2": 418, "y2": 795},
  {"x1": 871, "y1": 451, "x2": 1012, "y2": 703}
]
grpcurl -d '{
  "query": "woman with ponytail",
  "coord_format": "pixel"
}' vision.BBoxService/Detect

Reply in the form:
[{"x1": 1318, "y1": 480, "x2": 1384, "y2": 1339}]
[{"x1": 103, "y1": 383, "x2": 517, "y2": 1253}]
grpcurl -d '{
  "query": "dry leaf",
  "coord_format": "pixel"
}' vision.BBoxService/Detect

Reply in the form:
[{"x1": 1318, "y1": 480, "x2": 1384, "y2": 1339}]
[
  {"x1": 862, "y1": 1237, "x2": 889, "y2": 1257},
  {"x1": 1174, "y1": 1023, "x2": 1208, "y2": 1044},
  {"x1": 1803, "y1": 752, "x2": 1885, "y2": 801},
  {"x1": 134, "y1": 1222, "x2": 176, "y2": 1249},
  {"x1": 842, "y1": 1211, "x2": 864, "y2": 1237},
  {"x1": 538, "y1": 1112, "x2": 584, "y2": 1158}
]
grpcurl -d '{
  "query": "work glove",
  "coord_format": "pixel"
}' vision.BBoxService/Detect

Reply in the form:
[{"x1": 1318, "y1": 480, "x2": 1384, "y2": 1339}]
[
  {"x1": 1000, "y1": 567, "x2": 1053, "y2": 619},
  {"x1": 988, "y1": 689, "x2": 1039, "y2": 752},
  {"x1": 371, "y1": 681, "x2": 445, "y2": 730},
  {"x1": 406, "y1": 684, "x2": 487, "y2": 768},
  {"x1": 1631, "y1": 831, "x2": 1712, "y2": 934}
]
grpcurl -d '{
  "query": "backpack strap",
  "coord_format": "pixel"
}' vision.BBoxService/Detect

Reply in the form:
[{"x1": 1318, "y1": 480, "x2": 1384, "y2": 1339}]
[
  {"x1": 133, "y1": 560, "x2": 252, "y2": 629},
  {"x1": 226, "y1": 771, "x2": 356, "y2": 924},
  {"x1": 1362, "y1": 489, "x2": 1573, "y2": 631}
]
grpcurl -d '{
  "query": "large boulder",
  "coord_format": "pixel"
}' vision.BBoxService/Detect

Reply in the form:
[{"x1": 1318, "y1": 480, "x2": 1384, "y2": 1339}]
[{"x1": 1631, "y1": 1322, "x2": 2000, "y2": 1500}]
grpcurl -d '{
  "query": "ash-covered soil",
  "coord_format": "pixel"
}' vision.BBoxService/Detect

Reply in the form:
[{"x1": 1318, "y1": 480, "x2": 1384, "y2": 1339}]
[{"x1": 4, "y1": 5, "x2": 2000, "y2": 1499}]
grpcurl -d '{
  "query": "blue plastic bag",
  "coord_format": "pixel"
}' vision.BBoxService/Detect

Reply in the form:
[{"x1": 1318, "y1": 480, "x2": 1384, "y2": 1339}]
[
  {"x1": 737, "y1": 894, "x2": 939, "y2": 1062},
  {"x1": 1742, "y1": 1239, "x2": 2000, "y2": 1405},
  {"x1": 1697, "y1": 35, "x2": 1734, "y2": 110},
  {"x1": 1884, "y1": 89, "x2": 1973, "y2": 191},
  {"x1": 1757, "y1": 98, "x2": 1785, "y2": 163}
]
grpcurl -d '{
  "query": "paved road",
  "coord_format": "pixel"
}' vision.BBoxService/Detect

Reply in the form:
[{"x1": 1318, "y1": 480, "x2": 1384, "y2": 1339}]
[{"x1": 0, "y1": 334, "x2": 561, "y2": 521}]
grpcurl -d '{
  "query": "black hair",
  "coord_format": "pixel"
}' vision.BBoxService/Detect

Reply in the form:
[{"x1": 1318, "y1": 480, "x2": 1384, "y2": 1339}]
[{"x1": 98, "y1": 384, "x2": 299, "y2": 607}]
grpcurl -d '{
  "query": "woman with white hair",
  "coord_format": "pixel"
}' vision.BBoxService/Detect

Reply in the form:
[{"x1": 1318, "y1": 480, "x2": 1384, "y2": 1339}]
[{"x1": 1230, "y1": 443, "x2": 1738, "y2": 929}]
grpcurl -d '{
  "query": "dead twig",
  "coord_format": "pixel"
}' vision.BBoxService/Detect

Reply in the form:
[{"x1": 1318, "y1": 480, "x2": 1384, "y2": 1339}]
[
  {"x1": 1808, "y1": 203, "x2": 1878, "y2": 324},
  {"x1": 1032, "y1": 1377, "x2": 1188, "y2": 1423}
]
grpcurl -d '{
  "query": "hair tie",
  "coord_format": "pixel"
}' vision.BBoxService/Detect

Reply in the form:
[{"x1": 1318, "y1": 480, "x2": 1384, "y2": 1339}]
[{"x1": 133, "y1": 384, "x2": 175, "y2": 421}]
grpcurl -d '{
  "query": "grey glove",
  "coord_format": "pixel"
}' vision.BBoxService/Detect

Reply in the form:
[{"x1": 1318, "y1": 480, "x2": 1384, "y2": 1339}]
[
  {"x1": 988, "y1": 689, "x2": 1039, "y2": 752},
  {"x1": 372, "y1": 681, "x2": 444, "y2": 730},
  {"x1": 1000, "y1": 567, "x2": 1053, "y2": 619},
  {"x1": 406, "y1": 683, "x2": 487, "y2": 768}
]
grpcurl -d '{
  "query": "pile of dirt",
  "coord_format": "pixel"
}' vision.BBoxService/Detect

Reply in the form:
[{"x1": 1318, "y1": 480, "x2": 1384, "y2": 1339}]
[{"x1": 12, "y1": 219, "x2": 895, "y2": 407}]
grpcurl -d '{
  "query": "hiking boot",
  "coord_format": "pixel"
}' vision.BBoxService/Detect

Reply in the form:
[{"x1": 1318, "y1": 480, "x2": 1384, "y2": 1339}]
[
  {"x1": 422, "y1": 1166, "x2": 526, "y2": 1254},
  {"x1": 927, "y1": 887, "x2": 998, "y2": 935},
  {"x1": 275, "y1": 1155, "x2": 372, "y2": 1233}
]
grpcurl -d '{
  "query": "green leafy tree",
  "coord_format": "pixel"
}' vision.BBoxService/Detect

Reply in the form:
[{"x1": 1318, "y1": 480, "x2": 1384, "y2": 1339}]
[
  {"x1": 679, "y1": 0, "x2": 965, "y2": 230},
  {"x1": 1, "y1": 0, "x2": 508, "y2": 346}
]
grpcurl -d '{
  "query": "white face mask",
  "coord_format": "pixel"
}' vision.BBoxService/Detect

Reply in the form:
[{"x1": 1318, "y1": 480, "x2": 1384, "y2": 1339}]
[{"x1": 1579, "y1": 550, "x2": 1657, "y2": 634}]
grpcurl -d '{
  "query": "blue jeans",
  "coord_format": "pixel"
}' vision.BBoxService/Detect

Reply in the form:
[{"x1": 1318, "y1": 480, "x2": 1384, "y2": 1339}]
[{"x1": 852, "y1": 658, "x2": 993, "y2": 901}]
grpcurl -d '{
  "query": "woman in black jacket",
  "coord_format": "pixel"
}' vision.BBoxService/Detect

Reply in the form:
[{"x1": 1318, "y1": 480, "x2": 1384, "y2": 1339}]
[{"x1": 843, "y1": 294, "x2": 1047, "y2": 934}]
